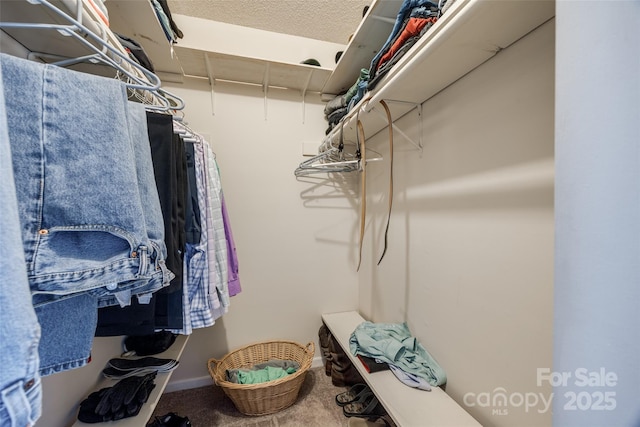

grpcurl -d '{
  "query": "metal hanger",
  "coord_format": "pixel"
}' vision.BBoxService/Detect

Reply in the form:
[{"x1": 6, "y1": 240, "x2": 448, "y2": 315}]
[
  {"x1": 295, "y1": 123, "x2": 382, "y2": 177},
  {"x1": 0, "y1": 0, "x2": 184, "y2": 112},
  {"x1": 173, "y1": 119, "x2": 200, "y2": 144}
]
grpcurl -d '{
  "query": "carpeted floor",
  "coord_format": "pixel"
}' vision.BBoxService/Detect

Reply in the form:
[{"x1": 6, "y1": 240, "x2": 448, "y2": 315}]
[{"x1": 150, "y1": 367, "x2": 358, "y2": 426}]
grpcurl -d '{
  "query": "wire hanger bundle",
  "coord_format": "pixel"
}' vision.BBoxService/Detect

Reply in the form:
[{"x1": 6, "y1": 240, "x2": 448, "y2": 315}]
[
  {"x1": 294, "y1": 123, "x2": 381, "y2": 177},
  {"x1": 0, "y1": 0, "x2": 184, "y2": 112}
]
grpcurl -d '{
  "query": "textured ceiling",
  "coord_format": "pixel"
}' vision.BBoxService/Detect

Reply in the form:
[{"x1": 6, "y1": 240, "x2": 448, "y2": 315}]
[{"x1": 167, "y1": 0, "x2": 371, "y2": 45}]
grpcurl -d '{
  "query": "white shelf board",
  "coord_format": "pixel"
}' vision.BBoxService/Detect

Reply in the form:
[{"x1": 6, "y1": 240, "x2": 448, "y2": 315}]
[
  {"x1": 106, "y1": 0, "x2": 183, "y2": 76},
  {"x1": 322, "y1": 311, "x2": 481, "y2": 427},
  {"x1": 175, "y1": 45, "x2": 332, "y2": 93},
  {"x1": 323, "y1": 0, "x2": 555, "y2": 148},
  {"x1": 73, "y1": 334, "x2": 189, "y2": 427},
  {"x1": 367, "y1": 0, "x2": 555, "y2": 107},
  {"x1": 322, "y1": 0, "x2": 403, "y2": 97}
]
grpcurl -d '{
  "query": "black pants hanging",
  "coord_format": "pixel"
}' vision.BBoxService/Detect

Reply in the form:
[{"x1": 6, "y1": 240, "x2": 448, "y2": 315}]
[
  {"x1": 147, "y1": 113, "x2": 186, "y2": 330},
  {"x1": 96, "y1": 112, "x2": 187, "y2": 335}
]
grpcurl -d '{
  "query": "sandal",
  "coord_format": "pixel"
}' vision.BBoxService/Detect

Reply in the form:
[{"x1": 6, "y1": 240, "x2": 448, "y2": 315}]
[
  {"x1": 335, "y1": 383, "x2": 371, "y2": 406},
  {"x1": 147, "y1": 412, "x2": 192, "y2": 427},
  {"x1": 342, "y1": 391, "x2": 386, "y2": 418}
]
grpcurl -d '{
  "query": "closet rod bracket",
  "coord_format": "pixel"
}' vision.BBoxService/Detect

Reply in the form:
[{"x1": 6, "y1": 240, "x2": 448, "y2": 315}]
[
  {"x1": 204, "y1": 53, "x2": 216, "y2": 116},
  {"x1": 372, "y1": 99, "x2": 423, "y2": 152}
]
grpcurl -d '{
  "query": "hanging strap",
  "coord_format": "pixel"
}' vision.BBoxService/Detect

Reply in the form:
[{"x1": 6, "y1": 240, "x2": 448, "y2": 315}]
[
  {"x1": 377, "y1": 99, "x2": 394, "y2": 265},
  {"x1": 356, "y1": 116, "x2": 367, "y2": 271}
]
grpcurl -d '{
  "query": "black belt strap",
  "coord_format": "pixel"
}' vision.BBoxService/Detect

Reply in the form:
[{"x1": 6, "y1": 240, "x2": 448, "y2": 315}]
[
  {"x1": 377, "y1": 99, "x2": 393, "y2": 265},
  {"x1": 356, "y1": 116, "x2": 367, "y2": 272}
]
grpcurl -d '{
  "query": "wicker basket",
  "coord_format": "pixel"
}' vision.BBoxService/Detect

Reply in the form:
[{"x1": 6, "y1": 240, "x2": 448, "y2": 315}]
[{"x1": 207, "y1": 340, "x2": 315, "y2": 416}]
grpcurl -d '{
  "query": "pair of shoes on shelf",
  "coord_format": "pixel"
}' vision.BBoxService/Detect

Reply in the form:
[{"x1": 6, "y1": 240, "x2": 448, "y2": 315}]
[
  {"x1": 336, "y1": 383, "x2": 387, "y2": 419},
  {"x1": 342, "y1": 391, "x2": 386, "y2": 419},
  {"x1": 147, "y1": 412, "x2": 191, "y2": 427},
  {"x1": 319, "y1": 323, "x2": 365, "y2": 387},
  {"x1": 335, "y1": 383, "x2": 370, "y2": 406},
  {"x1": 103, "y1": 357, "x2": 179, "y2": 379}
]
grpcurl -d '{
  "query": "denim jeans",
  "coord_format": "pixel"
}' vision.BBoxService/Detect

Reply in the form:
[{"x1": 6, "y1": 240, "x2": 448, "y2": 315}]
[
  {"x1": 35, "y1": 293, "x2": 97, "y2": 376},
  {"x1": 0, "y1": 60, "x2": 42, "y2": 427},
  {"x1": 0, "y1": 53, "x2": 171, "y2": 307},
  {"x1": 2, "y1": 52, "x2": 175, "y2": 376},
  {"x1": 96, "y1": 101, "x2": 174, "y2": 309}
]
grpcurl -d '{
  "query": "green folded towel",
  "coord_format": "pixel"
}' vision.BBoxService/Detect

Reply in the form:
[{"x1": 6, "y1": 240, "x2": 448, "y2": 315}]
[{"x1": 236, "y1": 365, "x2": 297, "y2": 384}]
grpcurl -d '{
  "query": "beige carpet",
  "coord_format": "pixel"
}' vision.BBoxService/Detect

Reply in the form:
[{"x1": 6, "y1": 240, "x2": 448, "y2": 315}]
[{"x1": 150, "y1": 367, "x2": 363, "y2": 426}]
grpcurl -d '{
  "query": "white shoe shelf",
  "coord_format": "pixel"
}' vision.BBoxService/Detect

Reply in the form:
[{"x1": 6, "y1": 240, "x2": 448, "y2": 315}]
[{"x1": 322, "y1": 311, "x2": 481, "y2": 427}]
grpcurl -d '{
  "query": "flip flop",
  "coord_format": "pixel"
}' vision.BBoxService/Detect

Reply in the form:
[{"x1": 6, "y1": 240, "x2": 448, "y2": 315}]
[
  {"x1": 335, "y1": 383, "x2": 370, "y2": 406},
  {"x1": 347, "y1": 416, "x2": 392, "y2": 427},
  {"x1": 342, "y1": 391, "x2": 386, "y2": 418}
]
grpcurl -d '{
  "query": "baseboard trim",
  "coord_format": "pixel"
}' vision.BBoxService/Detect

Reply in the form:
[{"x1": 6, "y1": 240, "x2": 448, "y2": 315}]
[
  {"x1": 164, "y1": 375, "x2": 213, "y2": 393},
  {"x1": 311, "y1": 355, "x2": 323, "y2": 369},
  {"x1": 164, "y1": 356, "x2": 325, "y2": 393}
]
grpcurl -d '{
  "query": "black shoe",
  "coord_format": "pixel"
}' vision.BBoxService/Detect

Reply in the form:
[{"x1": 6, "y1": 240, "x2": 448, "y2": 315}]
[{"x1": 147, "y1": 412, "x2": 191, "y2": 427}]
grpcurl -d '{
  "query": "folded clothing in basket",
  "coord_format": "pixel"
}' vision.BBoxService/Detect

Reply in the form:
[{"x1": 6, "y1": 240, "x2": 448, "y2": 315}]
[{"x1": 226, "y1": 359, "x2": 300, "y2": 384}]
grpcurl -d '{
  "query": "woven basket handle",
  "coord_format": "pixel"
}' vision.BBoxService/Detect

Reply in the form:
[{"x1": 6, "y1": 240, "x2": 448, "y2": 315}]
[
  {"x1": 305, "y1": 341, "x2": 315, "y2": 355},
  {"x1": 207, "y1": 357, "x2": 221, "y2": 385}
]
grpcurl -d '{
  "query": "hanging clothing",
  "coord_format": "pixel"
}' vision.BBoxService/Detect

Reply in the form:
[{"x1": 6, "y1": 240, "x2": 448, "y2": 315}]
[
  {"x1": 172, "y1": 139, "x2": 213, "y2": 334},
  {"x1": 168, "y1": 130, "x2": 242, "y2": 335},
  {"x1": 222, "y1": 194, "x2": 242, "y2": 297},
  {"x1": 36, "y1": 294, "x2": 97, "y2": 375},
  {"x1": 97, "y1": 113, "x2": 189, "y2": 335},
  {"x1": 184, "y1": 142, "x2": 202, "y2": 245},
  {"x1": 0, "y1": 59, "x2": 42, "y2": 427},
  {"x1": 204, "y1": 142, "x2": 231, "y2": 315},
  {"x1": 152, "y1": 131, "x2": 187, "y2": 330},
  {"x1": 0, "y1": 52, "x2": 172, "y2": 375},
  {"x1": 2, "y1": 53, "x2": 171, "y2": 307}
]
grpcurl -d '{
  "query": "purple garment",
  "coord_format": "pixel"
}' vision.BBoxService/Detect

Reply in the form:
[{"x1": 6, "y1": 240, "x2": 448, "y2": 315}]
[{"x1": 221, "y1": 194, "x2": 241, "y2": 296}]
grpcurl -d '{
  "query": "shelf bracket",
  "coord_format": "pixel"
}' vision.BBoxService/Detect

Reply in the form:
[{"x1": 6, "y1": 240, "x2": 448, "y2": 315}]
[
  {"x1": 262, "y1": 63, "x2": 270, "y2": 120},
  {"x1": 204, "y1": 53, "x2": 216, "y2": 116},
  {"x1": 301, "y1": 69, "x2": 313, "y2": 124},
  {"x1": 372, "y1": 99, "x2": 423, "y2": 152}
]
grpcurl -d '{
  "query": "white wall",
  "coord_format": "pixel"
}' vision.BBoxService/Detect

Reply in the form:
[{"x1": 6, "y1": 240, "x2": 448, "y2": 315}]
[
  {"x1": 161, "y1": 78, "x2": 360, "y2": 387},
  {"x1": 355, "y1": 20, "x2": 555, "y2": 427},
  {"x1": 554, "y1": 2, "x2": 640, "y2": 426}
]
